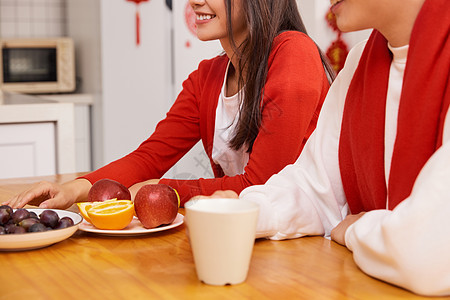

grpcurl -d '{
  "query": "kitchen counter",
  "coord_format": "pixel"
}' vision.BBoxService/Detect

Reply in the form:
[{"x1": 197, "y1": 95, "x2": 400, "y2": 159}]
[
  {"x1": 0, "y1": 91, "x2": 76, "y2": 175},
  {"x1": 36, "y1": 93, "x2": 94, "y2": 105}
]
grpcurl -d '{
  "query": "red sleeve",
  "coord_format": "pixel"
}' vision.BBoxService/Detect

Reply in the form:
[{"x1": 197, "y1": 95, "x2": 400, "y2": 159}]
[
  {"x1": 81, "y1": 58, "x2": 222, "y2": 187},
  {"x1": 161, "y1": 31, "x2": 330, "y2": 206}
]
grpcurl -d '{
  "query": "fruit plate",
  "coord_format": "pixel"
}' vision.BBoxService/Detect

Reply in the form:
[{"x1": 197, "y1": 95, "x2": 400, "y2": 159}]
[
  {"x1": 78, "y1": 213, "x2": 184, "y2": 236},
  {"x1": 0, "y1": 209, "x2": 83, "y2": 251}
]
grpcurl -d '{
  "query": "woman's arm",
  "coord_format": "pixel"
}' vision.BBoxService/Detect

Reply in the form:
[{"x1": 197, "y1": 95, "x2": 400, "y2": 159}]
[{"x1": 161, "y1": 32, "x2": 331, "y2": 206}]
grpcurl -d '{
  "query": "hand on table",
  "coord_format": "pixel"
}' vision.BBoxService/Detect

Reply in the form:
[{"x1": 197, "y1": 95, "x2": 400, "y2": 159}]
[
  {"x1": 183, "y1": 190, "x2": 238, "y2": 238},
  {"x1": 188, "y1": 190, "x2": 239, "y2": 201},
  {"x1": 3, "y1": 179, "x2": 92, "y2": 210},
  {"x1": 331, "y1": 212, "x2": 366, "y2": 246},
  {"x1": 129, "y1": 179, "x2": 160, "y2": 200}
]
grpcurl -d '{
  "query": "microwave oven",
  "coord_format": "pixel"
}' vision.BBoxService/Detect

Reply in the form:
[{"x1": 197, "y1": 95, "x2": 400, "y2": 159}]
[{"x1": 0, "y1": 38, "x2": 75, "y2": 94}]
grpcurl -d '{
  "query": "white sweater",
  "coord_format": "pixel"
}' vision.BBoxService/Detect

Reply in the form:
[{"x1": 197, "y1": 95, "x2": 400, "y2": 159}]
[{"x1": 240, "y1": 40, "x2": 450, "y2": 296}]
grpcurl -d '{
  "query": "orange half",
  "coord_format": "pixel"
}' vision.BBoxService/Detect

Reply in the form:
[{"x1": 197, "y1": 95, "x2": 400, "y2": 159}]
[
  {"x1": 77, "y1": 199, "x2": 118, "y2": 224},
  {"x1": 87, "y1": 200, "x2": 134, "y2": 230},
  {"x1": 77, "y1": 202, "x2": 94, "y2": 223}
]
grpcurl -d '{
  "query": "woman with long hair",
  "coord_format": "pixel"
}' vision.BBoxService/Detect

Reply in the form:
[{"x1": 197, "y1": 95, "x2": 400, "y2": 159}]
[{"x1": 6, "y1": 0, "x2": 333, "y2": 208}]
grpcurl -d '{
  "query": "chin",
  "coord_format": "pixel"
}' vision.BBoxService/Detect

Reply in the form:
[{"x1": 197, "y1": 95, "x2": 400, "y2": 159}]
[
  {"x1": 196, "y1": 35, "x2": 210, "y2": 41},
  {"x1": 336, "y1": 15, "x2": 372, "y2": 33},
  {"x1": 195, "y1": 30, "x2": 222, "y2": 42},
  {"x1": 335, "y1": 20, "x2": 358, "y2": 33}
]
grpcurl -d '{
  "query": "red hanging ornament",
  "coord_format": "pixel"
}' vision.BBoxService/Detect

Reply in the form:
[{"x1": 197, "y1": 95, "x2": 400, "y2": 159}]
[
  {"x1": 326, "y1": 38, "x2": 349, "y2": 74},
  {"x1": 325, "y1": 8, "x2": 348, "y2": 74},
  {"x1": 325, "y1": 9, "x2": 340, "y2": 33},
  {"x1": 127, "y1": 0, "x2": 150, "y2": 46}
]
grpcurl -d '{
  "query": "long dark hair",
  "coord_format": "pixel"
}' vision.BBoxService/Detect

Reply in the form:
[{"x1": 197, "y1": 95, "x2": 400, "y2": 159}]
[{"x1": 225, "y1": 0, "x2": 335, "y2": 152}]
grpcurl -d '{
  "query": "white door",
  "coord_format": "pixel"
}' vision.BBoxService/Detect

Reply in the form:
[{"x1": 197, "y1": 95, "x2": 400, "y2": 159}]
[{"x1": 0, "y1": 122, "x2": 56, "y2": 179}]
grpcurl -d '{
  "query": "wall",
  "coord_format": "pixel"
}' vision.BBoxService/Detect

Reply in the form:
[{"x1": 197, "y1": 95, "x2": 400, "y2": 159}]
[
  {"x1": 67, "y1": 0, "x2": 172, "y2": 170},
  {"x1": 0, "y1": 0, "x2": 67, "y2": 38},
  {"x1": 99, "y1": 0, "x2": 171, "y2": 167}
]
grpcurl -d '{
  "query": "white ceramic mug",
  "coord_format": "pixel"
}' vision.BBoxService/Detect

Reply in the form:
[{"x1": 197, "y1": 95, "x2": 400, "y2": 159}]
[{"x1": 185, "y1": 198, "x2": 259, "y2": 286}]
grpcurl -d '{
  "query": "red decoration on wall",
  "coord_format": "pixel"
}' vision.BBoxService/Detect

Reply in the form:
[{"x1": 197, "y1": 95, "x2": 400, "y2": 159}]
[
  {"x1": 325, "y1": 9, "x2": 348, "y2": 74},
  {"x1": 127, "y1": 0, "x2": 150, "y2": 46}
]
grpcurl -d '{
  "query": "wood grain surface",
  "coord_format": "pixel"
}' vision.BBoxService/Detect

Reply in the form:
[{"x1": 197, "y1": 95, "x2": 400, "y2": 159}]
[{"x1": 1, "y1": 174, "x2": 449, "y2": 299}]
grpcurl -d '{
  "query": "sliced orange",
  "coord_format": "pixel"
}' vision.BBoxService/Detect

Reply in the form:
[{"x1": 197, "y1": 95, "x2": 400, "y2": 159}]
[
  {"x1": 77, "y1": 199, "x2": 118, "y2": 223},
  {"x1": 87, "y1": 200, "x2": 134, "y2": 230},
  {"x1": 77, "y1": 202, "x2": 95, "y2": 223}
]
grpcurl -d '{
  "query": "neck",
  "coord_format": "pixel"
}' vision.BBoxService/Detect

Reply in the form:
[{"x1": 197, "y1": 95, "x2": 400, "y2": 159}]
[
  {"x1": 220, "y1": 33, "x2": 248, "y2": 91},
  {"x1": 220, "y1": 38, "x2": 241, "y2": 79},
  {"x1": 377, "y1": 0, "x2": 426, "y2": 47}
]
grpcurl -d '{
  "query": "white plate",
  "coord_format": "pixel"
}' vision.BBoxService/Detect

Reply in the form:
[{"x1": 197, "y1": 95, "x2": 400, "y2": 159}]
[
  {"x1": 78, "y1": 213, "x2": 184, "y2": 236},
  {"x1": 0, "y1": 208, "x2": 83, "y2": 251}
]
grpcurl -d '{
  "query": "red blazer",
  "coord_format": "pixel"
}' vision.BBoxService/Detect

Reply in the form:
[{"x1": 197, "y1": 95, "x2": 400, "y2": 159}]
[{"x1": 82, "y1": 31, "x2": 330, "y2": 206}]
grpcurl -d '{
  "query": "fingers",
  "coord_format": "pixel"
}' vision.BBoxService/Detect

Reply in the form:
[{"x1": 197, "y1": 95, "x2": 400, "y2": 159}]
[
  {"x1": 188, "y1": 190, "x2": 239, "y2": 202},
  {"x1": 6, "y1": 190, "x2": 35, "y2": 208},
  {"x1": 6, "y1": 181, "x2": 54, "y2": 209},
  {"x1": 210, "y1": 190, "x2": 239, "y2": 198},
  {"x1": 129, "y1": 179, "x2": 160, "y2": 200},
  {"x1": 38, "y1": 198, "x2": 58, "y2": 209},
  {"x1": 188, "y1": 195, "x2": 209, "y2": 201},
  {"x1": 330, "y1": 225, "x2": 346, "y2": 246},
  {"x1": 39, "y1": 193, "x2": 76, "y2": 210},
  {"x1": 331, "y1": 212, "x2": 367, "y2": 246}
]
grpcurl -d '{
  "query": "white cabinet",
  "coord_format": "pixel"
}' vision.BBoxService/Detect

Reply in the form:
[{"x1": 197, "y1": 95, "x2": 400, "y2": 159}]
[
  {"x1": 0, "y1": 123, "x2": 56, "y2": 179},
  {"x1": 37, "y1": 93, "x2": 93, "y2": 172},
  {"x1": 73, "y1": 104, "x2": 91, "y2": 172},
  {"x1": 0, "y1": 93, "x2": 76, "y2": 179}
]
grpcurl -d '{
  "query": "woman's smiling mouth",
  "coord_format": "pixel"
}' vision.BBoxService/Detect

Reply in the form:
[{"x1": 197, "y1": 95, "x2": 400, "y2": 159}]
[{"x1": 196, "y1": 14, "x2": 216, "y2": 21}]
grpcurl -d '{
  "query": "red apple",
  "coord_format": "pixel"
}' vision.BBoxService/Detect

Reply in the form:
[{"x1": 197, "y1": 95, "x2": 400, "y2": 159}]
[
  {"x1": 87, "y1": 179, "x2": 131, "y2": 202},
  {"x1": 134, "y1": 184, "x2": 179, "y2": 229}
]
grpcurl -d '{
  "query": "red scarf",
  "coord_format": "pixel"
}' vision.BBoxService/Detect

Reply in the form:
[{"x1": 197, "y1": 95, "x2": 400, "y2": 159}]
[{"x1": 338, "y1": 0, "x2": 450, "y2": 213}]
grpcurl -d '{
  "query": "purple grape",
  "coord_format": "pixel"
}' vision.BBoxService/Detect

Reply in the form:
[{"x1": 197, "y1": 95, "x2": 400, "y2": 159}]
[
  {"x1": 12, "y1": 209, "x2": 30, "y2": 224},
  {"x1": 29, "y1": 211, "x2": 39, "y2": 219},
  {"x1": 19, "y1": 218, "x2": 40, "y2": 231},
  {"x1": 5, "y1": 224, "x2": 26, "y2": 234},
  {"x1": 29, "y1": 223, "x2": 47, "y2": 232},
  {"x1": 0, "y1": 208, "x2": 75, "y2": 234},
  {"x1": 55, "y1": 217, "x2": 74, "y2": 229},
  {"x1": 12, "y1": 226, "x2": 26, "y2": 234},
  {"x1": 4, "y1": 223, "x2": 16, "y2": 234},
  {"x1": 0, "y1": 205, "x2": 13, "y2": 215},
  {"x1": 39, "y1": 210, "x2": 59, "y2": 228},
  {"x1": 0, "y1": 208, "x2": 11, "y2": 225}
]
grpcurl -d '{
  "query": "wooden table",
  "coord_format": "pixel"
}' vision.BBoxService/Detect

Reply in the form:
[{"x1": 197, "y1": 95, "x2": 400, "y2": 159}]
[{"x1": 1, "y1": 174, "x2": 449, "y2": 299}]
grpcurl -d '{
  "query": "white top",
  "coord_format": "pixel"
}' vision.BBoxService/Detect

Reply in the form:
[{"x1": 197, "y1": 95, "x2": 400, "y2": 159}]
[
  {"x1": 211, "y1": 62, "x2": 249, "y2": 176},
  {"x1": 240, "y1": 40, "x2": 450, "y2": 296},
  {"x1": 384, "y1": 44, "x2": 408, "y2": 198}
]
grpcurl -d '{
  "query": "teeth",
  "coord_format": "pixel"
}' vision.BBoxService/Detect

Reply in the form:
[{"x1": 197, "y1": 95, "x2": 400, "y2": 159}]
[
  {"x1": 196, "y1": 14, "x2": 214, "y2": 21},
  {"x1": 331, "y1": 0, "x2": 342, "y2": 5}
]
